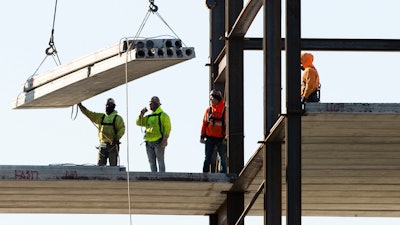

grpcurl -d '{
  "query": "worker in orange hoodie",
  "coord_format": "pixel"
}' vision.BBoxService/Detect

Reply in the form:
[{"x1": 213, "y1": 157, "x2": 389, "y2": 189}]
[
  {"x1": 200, "y1": 89, "x2": 227, "y2": 173},
  {"x1": 301, "y1": 52, "x2": 320, "y2": 103}
]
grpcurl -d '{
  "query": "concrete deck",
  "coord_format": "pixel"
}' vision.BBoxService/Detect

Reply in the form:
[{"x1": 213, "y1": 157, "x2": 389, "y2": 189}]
[
  {"x1": 3, "y1": 103, "x2": 400, "y2": 217},
  {"x1": 0, "y1": 165, "x2": 235, "y2": 215},
  {"x1": 244, "y1": 103, "x2": 400, "y2": 217}
]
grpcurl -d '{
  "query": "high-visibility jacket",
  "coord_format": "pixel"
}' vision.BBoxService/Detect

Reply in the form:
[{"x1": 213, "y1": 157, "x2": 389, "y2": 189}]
[
  {"x1": 201, "y1": 100, "x2": 226, "y2": 139},
  {"x1": 136, "y1": 107, "x2": 171, "y2": 142},
  {"x1": 80, "y1": 108, "x2": 125, "y2": 143},
  {"x1": 301, "y1": 53, "x2": 320, "y2": 99}
]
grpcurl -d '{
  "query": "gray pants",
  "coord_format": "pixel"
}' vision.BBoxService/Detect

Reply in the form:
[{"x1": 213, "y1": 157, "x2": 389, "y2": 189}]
[
  {"x1": 98, "y1": 143, "x2": 119, "y2": 166},
  {"x1": 146, "y1": 140, "x2": 165, "y2": 172}
]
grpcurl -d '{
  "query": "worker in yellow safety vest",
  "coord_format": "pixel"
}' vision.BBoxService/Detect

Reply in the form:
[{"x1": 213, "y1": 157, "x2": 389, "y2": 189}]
[
  {"x1": 78, "y1": 98, "x2": 125, "y2": 166},
  {"x1": 136, "y1": 96, "x2": 171, "y2": 172}
]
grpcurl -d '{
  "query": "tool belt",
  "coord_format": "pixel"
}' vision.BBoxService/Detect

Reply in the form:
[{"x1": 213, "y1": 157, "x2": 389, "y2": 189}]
[
  {"x1": 97, "y1": 142, "x2": 119, "y2": 150},
  {"x1": 308, "y1": 91, "x2": 320, "y2": 102},
  {"x1": 308, "y1": 84, "x2": 321, "y2": 102},
  {"x1": 100, "y1": 142, "x2": 113, "y2": 147}
]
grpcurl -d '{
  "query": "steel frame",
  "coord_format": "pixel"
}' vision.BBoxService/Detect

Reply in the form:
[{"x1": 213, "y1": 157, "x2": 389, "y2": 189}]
[{"x1": 208, "y1": 1, "x2": 400, "y2": 225}]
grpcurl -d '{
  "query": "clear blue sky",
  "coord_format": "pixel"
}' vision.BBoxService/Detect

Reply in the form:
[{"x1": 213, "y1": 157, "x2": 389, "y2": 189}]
[{"x1": 2, "y1": 0, "x2": 400, "y2": 224}]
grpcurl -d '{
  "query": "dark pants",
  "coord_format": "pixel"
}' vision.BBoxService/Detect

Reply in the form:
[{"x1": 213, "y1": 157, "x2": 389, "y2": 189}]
[
  {"x1": 98, "y1": 143, "x2": 119, "y2": 166},
  {"x1": 307, "y1": 90, "x2": 320, "y2": 102},
  {"x1": 203, "y1": 137, "x2": 227, "y2": 173}
]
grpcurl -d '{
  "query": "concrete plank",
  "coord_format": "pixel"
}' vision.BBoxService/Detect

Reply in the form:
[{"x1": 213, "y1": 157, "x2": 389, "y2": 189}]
[{"x1": 12, "y1": 39, "x2": 195, "y2": 109}]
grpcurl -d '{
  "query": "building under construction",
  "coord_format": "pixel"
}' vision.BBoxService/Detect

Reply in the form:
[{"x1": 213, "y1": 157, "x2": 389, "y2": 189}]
[{"x1": 5, "y1": 1, "x2": 400, "y2": 225}]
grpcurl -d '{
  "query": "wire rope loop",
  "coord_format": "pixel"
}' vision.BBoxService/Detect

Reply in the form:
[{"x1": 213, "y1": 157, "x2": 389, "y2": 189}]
[
  {"x1": 45, "y1": 43, "x2": 57, "y2": 56},
  {"x1": 149, "y1": 1, "x2": 158, "y2": 12},
  {"x1": 70, "y1": 104, "x2": 78, "y2": 121}
]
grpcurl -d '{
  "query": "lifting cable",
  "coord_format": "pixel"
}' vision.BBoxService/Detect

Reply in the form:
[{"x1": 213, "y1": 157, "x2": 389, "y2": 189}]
[
  {"x1": 32, "y1": 0, "x2": 62, "y2": 78},
  {"x1": 123, "y1": 1, "x2": 186, "y2": 224},
  {"x1": 45, "y1": 0, "x2": 61, "y2": 61},
  {"x1": 127, "y1": 0, "x2": 185, "y2": 52}
]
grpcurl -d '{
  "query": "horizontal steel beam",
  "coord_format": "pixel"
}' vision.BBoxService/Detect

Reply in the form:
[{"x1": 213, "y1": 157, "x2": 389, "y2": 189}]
[{"x1": 244, "y1": 38, "x2": 400, "y2": 51}]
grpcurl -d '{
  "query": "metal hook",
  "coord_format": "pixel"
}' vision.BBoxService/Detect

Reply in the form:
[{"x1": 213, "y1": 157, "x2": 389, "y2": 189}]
[
  {"x1": 149, "y1": 0, "x2": 158, "y2": 12},
  {"x1": 45, "y1": 29, "x2": 57, "y2": 56},
  {"x1": 45, "y1": 42, "x2": 57, "y2": 56}
]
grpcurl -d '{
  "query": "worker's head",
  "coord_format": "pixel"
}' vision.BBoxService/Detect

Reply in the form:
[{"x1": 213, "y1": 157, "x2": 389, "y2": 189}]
[
  {"x1": 106, "y1": 98, "x2": 116, "y2": 114},
  {"x1": 301, "y1": 52, "x2": 314, "y2": 70},
  {"x1": 149, "y1": 96, "x2": 161, "y2": 111},
  {"x1": 209, "y1": 89, "x2": 222, "y2": 105}
]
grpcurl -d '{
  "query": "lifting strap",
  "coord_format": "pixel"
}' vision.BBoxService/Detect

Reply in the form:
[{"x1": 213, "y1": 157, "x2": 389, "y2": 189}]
[{"x1": 128, "y1": 0, "x2": 185, "y2": 51}]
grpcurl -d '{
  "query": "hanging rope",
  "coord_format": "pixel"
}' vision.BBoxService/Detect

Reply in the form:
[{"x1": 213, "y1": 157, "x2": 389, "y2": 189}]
[
  {"x1": 122, "y1": 2, "x2": 187, "y2": 224},
  {"x1": 124, "y1": 40, "x2": 134, "y2": 225},
  {"x1": 70, "y1": 104, "x2": 78, "y2": 120}
]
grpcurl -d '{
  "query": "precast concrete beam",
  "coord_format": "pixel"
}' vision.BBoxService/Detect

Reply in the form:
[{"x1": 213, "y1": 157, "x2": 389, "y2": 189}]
[{"x1": 12, "y1": 38, "x2": 195, "y2": 109}]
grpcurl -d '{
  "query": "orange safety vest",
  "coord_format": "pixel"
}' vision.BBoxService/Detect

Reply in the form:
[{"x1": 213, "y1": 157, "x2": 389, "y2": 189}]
[{"x1": 201, "y1": 100, "x2": 226, "y2": 138}]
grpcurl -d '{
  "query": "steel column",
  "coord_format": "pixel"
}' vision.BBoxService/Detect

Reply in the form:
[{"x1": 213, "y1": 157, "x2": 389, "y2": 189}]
[
  {"x1": 225, "y1": 0, "x2": 244, "y2": 176},
  {"x1": 210, "y1": 213, "x2": 218, "y2": 225},
  {"x1": 285, "y1": 0, "x2": 302, "y2": 225},
  {"x1": 264, "y1": 0, "x2": 282, "y2": 225},
  {"x1": 209, "y1": 0, "x2": 226, "y2": 92},
  {"x1": 226, "y1": 0, "x2": 244, "y2": 225}
]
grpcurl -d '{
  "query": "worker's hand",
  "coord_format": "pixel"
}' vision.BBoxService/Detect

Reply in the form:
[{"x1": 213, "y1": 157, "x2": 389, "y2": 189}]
[
  {"x1": 160, "y1": 137, "x2": 168, "y2": 147},
  {"x1": 77, "y1": 103, "x2": 84, "y2": 111},
  {"x1": 301, "y1": 97, "x2": 307, "y2": 103},
  {"x1": 140, "y1": 107, "x2": 148, "y2": 116},
  {"x1": 200, "y1": 136, "x2": 206, "y2": 144},
  {"x1": 112, "y1": 138, "x2": 120, "y2": 145}
]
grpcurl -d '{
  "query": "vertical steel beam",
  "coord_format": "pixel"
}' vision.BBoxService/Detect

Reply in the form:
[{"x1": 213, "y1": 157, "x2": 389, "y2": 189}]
[
  {"x1": 226, "y1": 0, "x2": 244, "y2": 225},
  {"x1": 210, "y1": 213, "x2": 218, "y2": 225},
  {"x1": 208, "y1": 0, "x2": 226, "y2": 174},
  {"x1": 227, "y1": 192, "x2": 245, "y2": 225},
  {"x1": 264, "y1": 0, "x2": 282, "y2": 225},
  {"x1": 209, "y1": 0, "x2": 226, "y2": 92},
  {"x1": 285, "y1": 0, "x2": 302, "y2": 225},
  {"x1": 226, "y1": 0, "x2": 244, "y2": 177}
]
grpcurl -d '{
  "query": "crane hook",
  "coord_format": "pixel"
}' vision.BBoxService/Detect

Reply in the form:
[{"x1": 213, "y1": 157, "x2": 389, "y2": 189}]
[
  {"x1": 149, "y1": 0, "x2": 158, "y2": 12},
  {"x1": 45, "y1": 29, "x2": 57, "y2": 56}
]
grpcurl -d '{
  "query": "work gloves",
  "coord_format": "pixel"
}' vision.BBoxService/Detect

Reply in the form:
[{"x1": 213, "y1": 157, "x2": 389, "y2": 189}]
[
  {"x1": 112, "y1": 137, "x2": 120, "y2": 145},
  {"x1": 200, "y1": 135, "x2": 206, "y2": 144}
]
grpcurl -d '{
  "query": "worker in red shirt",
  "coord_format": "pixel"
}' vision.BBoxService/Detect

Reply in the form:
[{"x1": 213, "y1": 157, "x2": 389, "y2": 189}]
[
  {"x1": 200, "y1": 89, "x2": 227, "y2": 173},
  {"x1": 301, "y1": 52, "x2": 320, "y2": 103}
]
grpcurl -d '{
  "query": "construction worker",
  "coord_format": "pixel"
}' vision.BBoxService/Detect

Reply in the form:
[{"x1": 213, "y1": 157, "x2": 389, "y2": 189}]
[
  {"x1": 78, "y1": 98, "x2": 125, "y2": 166},
  {"x1": 136, "y1": 96, "x2": 171, "y2": 172},
  {"x1": 200, "y1": 89, "x2": 227, "y2": 173},
  {"x1": 301, "y1": 52, "x2": 320, "y2": 103}
]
